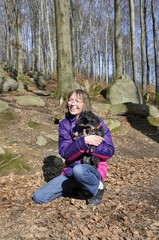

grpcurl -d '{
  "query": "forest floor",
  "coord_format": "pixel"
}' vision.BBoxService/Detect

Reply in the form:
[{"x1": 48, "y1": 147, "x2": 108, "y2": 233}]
[{"x1": 0, "y1": 80, "x2": 159, "y2": 240}]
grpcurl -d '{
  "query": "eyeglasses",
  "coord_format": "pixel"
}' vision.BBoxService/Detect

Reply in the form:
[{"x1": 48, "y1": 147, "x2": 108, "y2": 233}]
[{"x1": 68, "y1": 98, "x2": 83, "y2": 104}]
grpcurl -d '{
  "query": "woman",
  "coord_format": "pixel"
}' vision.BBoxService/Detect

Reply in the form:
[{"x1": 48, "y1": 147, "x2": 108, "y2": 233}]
[{"x1": 33, "y1": 89, "x2": 115, "y2": 206}]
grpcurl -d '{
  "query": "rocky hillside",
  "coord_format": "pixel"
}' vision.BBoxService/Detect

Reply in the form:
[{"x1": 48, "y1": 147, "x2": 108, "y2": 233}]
[{"x1": 0, "y1": 70, "x2": 159, "y2": 239}]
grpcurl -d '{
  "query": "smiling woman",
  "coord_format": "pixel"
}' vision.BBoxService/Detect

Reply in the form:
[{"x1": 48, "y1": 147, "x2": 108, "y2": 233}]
[{"x1": 33, "y1": 89, "x2": 115, "y2": 206}]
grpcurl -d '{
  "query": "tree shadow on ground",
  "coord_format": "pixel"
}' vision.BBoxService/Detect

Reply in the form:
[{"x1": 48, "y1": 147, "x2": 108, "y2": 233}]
[
  {"x1": 42, "y1": 155, "x2": 92, "y2": 200},
  {"x1": 126, "y1": 115, "x2": 159, "y2": 144}
]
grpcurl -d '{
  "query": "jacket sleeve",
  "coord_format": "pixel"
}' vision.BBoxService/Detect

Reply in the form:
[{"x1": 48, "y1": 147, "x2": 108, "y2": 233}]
[
  {"x1": 58, "y1": 120, "x2": 89, "y2": 161},
  {"x1": 91, "y1": 117, "x2": 115, "y2": 160}
]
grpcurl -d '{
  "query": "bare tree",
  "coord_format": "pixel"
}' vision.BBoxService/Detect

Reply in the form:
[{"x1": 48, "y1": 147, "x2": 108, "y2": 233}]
[
  {"x1": 129, "y1": 0, "x2": 138, "y2": 83},
  {"x1": 144, "y1": 0, "x2": 150, "y2": 86},
  {"x1": 114, "y1": 0, "x2": 123, "y2": 77},
  {"x1": 151, "y1": 0, "x2": 159, "y2": 93},
  {"x1": 140, "y1": 0, "x2": 146, "y2": 94},
  {"x1": 54, "y1": 0, "x2": 74, "y2": 101}
]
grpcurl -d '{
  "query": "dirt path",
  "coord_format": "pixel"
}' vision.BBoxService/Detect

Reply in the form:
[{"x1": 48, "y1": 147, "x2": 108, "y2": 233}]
[{"x1": 0, "y1": 91, "x2": 159, "y2": 240}]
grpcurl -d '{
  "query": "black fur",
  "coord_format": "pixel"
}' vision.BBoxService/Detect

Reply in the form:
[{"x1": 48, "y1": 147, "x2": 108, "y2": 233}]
[{"x1": 75, "y1": 111, "x2": 104, "y2": 168}]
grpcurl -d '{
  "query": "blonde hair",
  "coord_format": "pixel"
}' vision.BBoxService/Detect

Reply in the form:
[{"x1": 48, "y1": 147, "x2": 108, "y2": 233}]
[{"x1": 67, "y1": 89, "x2": 92, "y2": 112}]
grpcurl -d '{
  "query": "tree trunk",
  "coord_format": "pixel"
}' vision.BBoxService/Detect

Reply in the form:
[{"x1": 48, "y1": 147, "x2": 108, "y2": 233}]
[
  {"x1": 151, "y1": 0, "x2": 159, "y2": 93},
  {"x1": 129, "y1": 0, "x2": 138, "y2": 83},
  {"x1": 70, "y1": 0, "x2": 76, "y2": 82},
  {"x1": 144, "y1": 0, "x2": 150, "y2": 86},
  {"x1": 54, "y1": 0, "x2": 74, "y2": 99},
  {"x1": 114, "y1": 0, "x2": 123, "y2": 77},
  {"x1": 89, "y1": 0, "x2": 93, "y2": 78},
  {"x1": 140, "y1": 0, "x2": 146, "y2": 94},
  {"x1": 45, "y1": 1, "x2": 53, "y2": 74},
  {"x1": 105, "y1": 19, "x2": 108, "y2": 84},
  {"x1": 37, "y1": 7, "x2": 41, "y2": 72},
  {"x1": 16, "y1": 4, "x2": 22, "y2": 77}
]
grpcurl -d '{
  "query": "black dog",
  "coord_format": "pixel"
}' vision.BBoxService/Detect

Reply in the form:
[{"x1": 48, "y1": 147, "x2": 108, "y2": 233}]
[{"x1": 75, "y1": 111, "x2": 105, "y2": 168}]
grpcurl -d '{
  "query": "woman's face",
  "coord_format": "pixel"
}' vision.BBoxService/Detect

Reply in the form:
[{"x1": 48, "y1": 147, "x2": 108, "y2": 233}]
[{"x1": 68, "y1": 92, "x2": 84, "y2": 118}]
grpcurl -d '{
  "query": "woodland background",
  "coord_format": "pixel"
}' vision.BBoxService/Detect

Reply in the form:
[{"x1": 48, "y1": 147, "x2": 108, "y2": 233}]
[
  {"x1": 0, "y1": 1, "x2": 159, "y2": 239},
  {"x1": 0, "y1": 0, "x2": 159, "y2": 98}
]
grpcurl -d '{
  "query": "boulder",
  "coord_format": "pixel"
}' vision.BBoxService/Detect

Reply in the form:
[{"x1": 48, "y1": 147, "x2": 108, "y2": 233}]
[
  {"x1": 101, "y1": 75, "x2": 145, "y2": 104},
  {"x1": 46, "y1": 134, "x2": 58, "y2": 142},
  {"x1": 92, "y1": 103, "x2": 111, "y2": 112},
  {"x1": 0, "y1": 78, "x2": 4, "y2": 92},
  {"x1": 1, "y1": 77, "x2": 19, "y2": 92},
  {"x1": 110, "y1": 102, "x2": 159, "y2": 118},
  {"x1": 36, "y1": 136, "x2": 47, "y2": 146},
  {"x1": 103, "y1": 118, "x2": 121, "y2": 132},
  {"x1": 0, "y1": 100, "x2": 9, "y2": 112},
  {"x1": 93, "y1": 102, "x2": 159, "y2": 118},
  {"x1": 15, "y1": 95, "x2": 45, "y2": 106},
  {"x1": 0, "y1": 146, "x2": 5, "y2": 155}
]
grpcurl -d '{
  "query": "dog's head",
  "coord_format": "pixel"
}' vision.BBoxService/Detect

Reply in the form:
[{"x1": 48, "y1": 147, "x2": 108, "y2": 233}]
[{"x1": 77, "y1": 111, "x2": 100, "y2": 129}]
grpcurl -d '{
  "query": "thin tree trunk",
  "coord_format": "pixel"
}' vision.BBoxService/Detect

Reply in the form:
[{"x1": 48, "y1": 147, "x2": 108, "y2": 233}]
[
  {"x1": 151, "y1": 0, "x2": 159, "y2": 93},
  {"x1": 70, "y1": 0, "x2": 76, "y2": 81},
  {"x1": 129, "y1": 0, "x2": 138, "y2": 83},
  {"x1": 89, "y1": 0, "x2": 93, "y2": 78},
  {"x1": 105, "y1": 19, "x2": 108, "y2": 84},
  {"x1": 140, "y1": 0, "x2": 146, "y2": 94},
  {"x1": 37, "y1": 7, "x2": 41, "y2": 72},
  {"x1": 114, "y1": 0, "x2": 123, "y2": 77},
  {"x1": 16, "y1": 5, "x2": 22, "y2": 77},
  {"x1": 45, "y1": 1, "x2": 53, "y2": 74},
  {"x1": 144, "y1": 0, "x2": 150, "y2": 86},
  {"x1": 76, "y1": 29, "x2": 80, "y2": 73}
]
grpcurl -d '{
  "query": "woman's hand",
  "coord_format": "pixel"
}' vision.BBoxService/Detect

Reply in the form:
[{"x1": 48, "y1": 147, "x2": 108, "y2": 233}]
[{"x1": 84, "y1": 135, "x2": 105, "y2": 146}]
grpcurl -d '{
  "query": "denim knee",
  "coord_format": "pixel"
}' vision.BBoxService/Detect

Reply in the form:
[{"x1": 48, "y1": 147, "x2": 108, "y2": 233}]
[
  {"x1": 73, "y1": 164, "x2": 88, "y2": 181},
  {"x1": 32, "y1": 189, "x2": 49, "y2": 204},
  {"x1": 32, "y1": 191, "x2": 42, "y2": 203}
]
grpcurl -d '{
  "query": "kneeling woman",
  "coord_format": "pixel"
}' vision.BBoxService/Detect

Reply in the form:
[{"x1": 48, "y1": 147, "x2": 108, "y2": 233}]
[{"x1": 33, "y1": 89, "x2": 115, "y2": 206}]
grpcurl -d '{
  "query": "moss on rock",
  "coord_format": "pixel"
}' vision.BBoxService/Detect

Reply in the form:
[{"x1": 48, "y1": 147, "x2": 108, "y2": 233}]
[
  {"x1": 0, "y1": 110, "x2": 17, "y2": 121},
  {"x1": 0, "y1": 149, "x2": 31, "y2": 176}
]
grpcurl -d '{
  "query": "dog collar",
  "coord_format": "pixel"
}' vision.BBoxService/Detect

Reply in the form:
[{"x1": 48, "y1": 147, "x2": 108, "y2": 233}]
[{"x1": 91, "y1": 123, "x2": 101, "y2": 132}]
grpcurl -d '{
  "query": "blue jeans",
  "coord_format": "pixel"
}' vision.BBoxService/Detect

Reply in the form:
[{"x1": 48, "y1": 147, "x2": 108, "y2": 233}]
[{"x1": 33, "y1": 164, "x2": 102, "y2": 203}]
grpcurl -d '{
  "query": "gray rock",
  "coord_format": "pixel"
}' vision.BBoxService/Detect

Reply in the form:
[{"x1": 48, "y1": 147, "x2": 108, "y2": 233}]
[
  {"x1": 36, "y1": 136, "x2": 47, "y2": 146},
  {"x1": 92, "y1": 103, "x2": 111, "y2": 112},
  {"x1": 110, "y1": 102, "x2": 159, "y2": 118},
  {"x1": 93, "y1": 101, "x2": 159, "y2": 119},
  {"x1": 15, "y1": 95, "x2": 45, "y2": 106},
  {"x1": 103, "y1": 118, "x2": 121, "y2": 132},
  {"x1": 46, "y1": 134, "x2": 58, "y2": 142},
  {"x1": 101, "y1": 75, "x2": 145, "y2": 104},
  {"x1": 2, "y1": 81, "x2": 10, "y2": 92},
  {"x1": 0, "y1": 100, "x2": 9, "y2": 112},
  {"x1": 0, "y1": 78, "x2": 4, "y2": 92},
  {"x1": 2, "y1": 77, "x2": 19, "y2": 92},
  {"x1": 0, "y1": 146, "x2": 5, "y2": 155}
]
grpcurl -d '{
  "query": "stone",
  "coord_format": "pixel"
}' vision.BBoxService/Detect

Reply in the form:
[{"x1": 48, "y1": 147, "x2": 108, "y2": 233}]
[
  {"x1": 110, "y1": 102, "x2": 159, "y2": 118},
  {"x1": 36, "y1": 136, "x2": 47, "y2": 146},
  {"x1": 92, "y1": 103, "x2": 111, "y2": 112},
  {"x1": 46, "y1": 134, "x2": 58, "y2": 142},
  {"x1": 101, "y1": 75, "x2": 145, "y2": 104},
  {"x1": 103, "y1": 118, "x2": 121, "y2": 132},
  {"x1": 2, "y1": 81, "x2": 10, "y2": 92},
  {"x1": 15, "y1": 95, "x2": 45, "y2": 106},
  {"x1": 0, "y1": 101, "x2": 9, "y2": 112},
  {"x1": 0, "y1": 146, "x2": 5, "y2": 155},
  {"x1": 2, "y1": 77, "x2": 19, "y2": 92}
]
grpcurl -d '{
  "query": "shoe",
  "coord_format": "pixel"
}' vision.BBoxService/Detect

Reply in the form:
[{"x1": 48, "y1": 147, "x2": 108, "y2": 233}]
[{"x1": 87, "y1": 183, "x2": 105, "y2": 206}]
